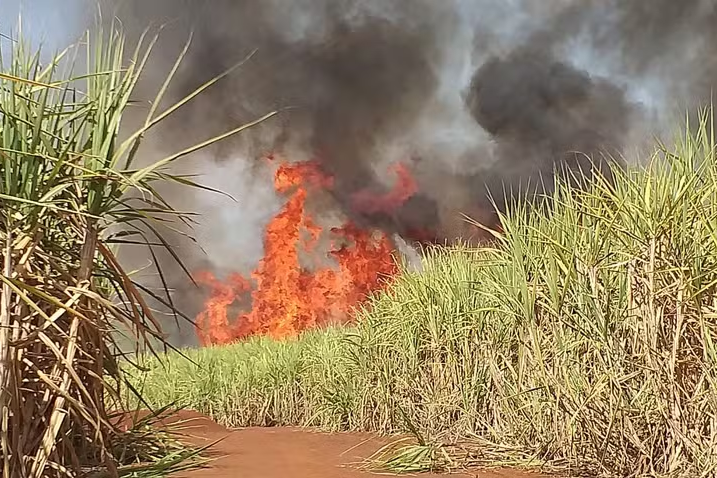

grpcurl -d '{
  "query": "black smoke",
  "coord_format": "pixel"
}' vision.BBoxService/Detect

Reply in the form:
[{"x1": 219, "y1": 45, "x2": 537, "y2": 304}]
[
  {"x1": 101, "y1": 0, "x2": 717, "y2": 243},
  {"x1": 105, "y1": 0, "x2": 461, "y2": 237},
  {"x1": 90, "y1": 0, "x2": 717, "y2": 344},
  {"x1": 465, "y1": 47, "x2": 632, "y2": 213}
]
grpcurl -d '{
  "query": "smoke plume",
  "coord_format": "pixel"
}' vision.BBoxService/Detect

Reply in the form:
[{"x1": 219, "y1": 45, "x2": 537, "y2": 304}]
[
  {"x1": 101, "y1": 0, "x2": 717, "y2": 235},
  {"x1": 85, "y1": 0, "x2": 717, "y2": 344}
]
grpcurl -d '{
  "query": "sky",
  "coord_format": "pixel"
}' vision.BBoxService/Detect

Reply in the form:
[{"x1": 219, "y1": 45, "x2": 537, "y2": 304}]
[{"x1": 1, "y1": 0, "x2": 86, "y2": 53}]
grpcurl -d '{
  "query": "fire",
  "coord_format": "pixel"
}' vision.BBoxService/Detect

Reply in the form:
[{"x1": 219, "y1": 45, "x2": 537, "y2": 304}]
[
  {"x1": 195, "y1": 157, "x2": 414, "y2": 346},
  {"x1": 351, "y1": 163, "x2": 418, "y2": 214}
]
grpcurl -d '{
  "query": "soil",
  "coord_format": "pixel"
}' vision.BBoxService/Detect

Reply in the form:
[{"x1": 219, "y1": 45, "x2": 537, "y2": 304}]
[{"x1": 121, "y1": 410, "x2": 543, "y2": 478}]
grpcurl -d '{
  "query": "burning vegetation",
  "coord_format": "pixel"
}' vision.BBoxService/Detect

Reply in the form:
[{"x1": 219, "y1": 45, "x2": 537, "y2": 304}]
[
  {"x1": 3, "y1": 0, "x2": 711, "y2": 476},
  {"x1": 195, "y1": 157, "x2": 416, "y2": 344},
  {"x1": 7, "y1": 1, "x2": 717, "y2": 476},
  {"x1": 101, "y1": 0, "x2": 717, "y2": 349}
]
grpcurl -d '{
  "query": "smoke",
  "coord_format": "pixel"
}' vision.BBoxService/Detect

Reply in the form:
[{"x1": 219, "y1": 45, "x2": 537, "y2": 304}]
[
  {"x1": 83, "y1": 0, "x2": 717, "y2": 344},
  {"x1": 105, "y1": 0, "x2": 716, "y2": 234},
  {"x1": 392, "y1": 234, "x2": 423, "y2": 274}
]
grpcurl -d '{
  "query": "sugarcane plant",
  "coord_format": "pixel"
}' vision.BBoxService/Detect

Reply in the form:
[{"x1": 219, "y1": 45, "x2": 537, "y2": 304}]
[{"x1": 0, "y1": 21, "x2": 276, "y2": 477}]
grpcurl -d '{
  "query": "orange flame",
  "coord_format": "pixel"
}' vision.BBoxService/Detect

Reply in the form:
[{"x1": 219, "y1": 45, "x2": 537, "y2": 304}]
[
  {"x1": 195, "y1": 157, "x2": 413, "y2": 346},
  {"x1": 351, "y1": 163, "x2": 418, "y2": 214}
]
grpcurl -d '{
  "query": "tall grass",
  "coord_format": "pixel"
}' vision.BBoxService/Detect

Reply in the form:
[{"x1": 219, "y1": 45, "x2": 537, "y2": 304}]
[
  {"x1": 0, "y1": 22, "x2": 274, "y2": 477},
  {"x1": 130, "y1": 115, "x2": 717, "y2": 476}
]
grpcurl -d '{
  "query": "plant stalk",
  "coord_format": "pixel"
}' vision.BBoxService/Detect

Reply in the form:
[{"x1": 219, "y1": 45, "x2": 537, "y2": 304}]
[{"x1": 0, "y1": 224, "x2": 13, "y2": 477}]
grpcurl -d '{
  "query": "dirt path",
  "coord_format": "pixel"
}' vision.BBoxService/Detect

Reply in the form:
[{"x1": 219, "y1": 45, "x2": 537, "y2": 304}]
[{"x1": 133, "y1": 410, "x2": 541, "y2": 478}]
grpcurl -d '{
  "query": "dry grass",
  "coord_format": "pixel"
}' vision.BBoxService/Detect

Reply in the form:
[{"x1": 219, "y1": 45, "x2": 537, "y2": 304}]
[{"x1": 0, "y1": 21, "x2": 274, "y2": 477}]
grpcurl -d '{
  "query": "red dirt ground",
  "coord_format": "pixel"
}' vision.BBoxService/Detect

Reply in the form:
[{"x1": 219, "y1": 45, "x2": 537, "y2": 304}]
[{"x1": 123, "y1": 410, "x2": 544, "y2": 478}]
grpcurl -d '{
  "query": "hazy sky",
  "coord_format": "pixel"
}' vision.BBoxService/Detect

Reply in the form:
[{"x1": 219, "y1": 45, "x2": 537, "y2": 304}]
[{"x1": 1, "y1": 0, "x2": 86, "y2": 52}]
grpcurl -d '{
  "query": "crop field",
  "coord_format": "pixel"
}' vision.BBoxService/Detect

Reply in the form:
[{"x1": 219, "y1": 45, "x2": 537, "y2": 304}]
[
  {"x1": 3, "y1": 7, "x2": 717, "y2": 478},
  {"x1": 129, "y1": 118, "x2": 717, "y2": 477}
]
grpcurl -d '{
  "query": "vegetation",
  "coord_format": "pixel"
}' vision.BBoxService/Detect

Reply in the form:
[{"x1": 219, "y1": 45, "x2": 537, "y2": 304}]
[
  {"x1": 130, "y1": 113, "x2": 717, "y2": 477},
  {"x1": 0, "y1": 22, "x2": 273, "y2": 477}
]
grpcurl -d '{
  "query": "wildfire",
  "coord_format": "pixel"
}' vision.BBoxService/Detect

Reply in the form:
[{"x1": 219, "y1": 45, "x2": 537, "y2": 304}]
[
  {"x1": 351, "y1": 163, "x2": 417, "y2": 214},
  {"x1": 195, "y1": 157, "x2": 414, "y2": 346}
]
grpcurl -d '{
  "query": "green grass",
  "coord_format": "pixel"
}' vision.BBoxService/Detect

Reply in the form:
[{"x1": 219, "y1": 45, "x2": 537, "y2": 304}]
[
  {"x1": 129, "y1": 327, "x2": 354, "y2": 429},
  {"x1": 129, "y1": 112, "x2": 717, "y2": 477}
]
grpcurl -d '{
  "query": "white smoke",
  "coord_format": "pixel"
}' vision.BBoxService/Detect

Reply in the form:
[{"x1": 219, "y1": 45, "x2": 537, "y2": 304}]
[{"x1": 392, "y1": 233, "x2": 423, "y2": 273}]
